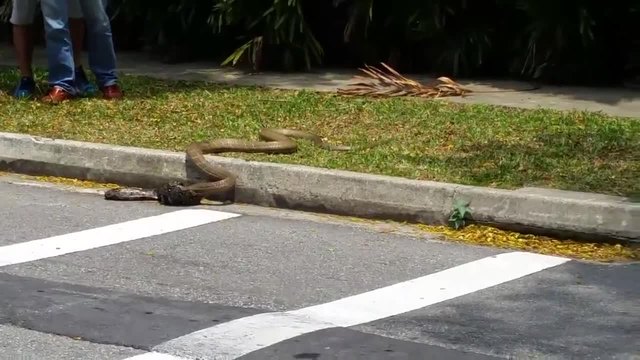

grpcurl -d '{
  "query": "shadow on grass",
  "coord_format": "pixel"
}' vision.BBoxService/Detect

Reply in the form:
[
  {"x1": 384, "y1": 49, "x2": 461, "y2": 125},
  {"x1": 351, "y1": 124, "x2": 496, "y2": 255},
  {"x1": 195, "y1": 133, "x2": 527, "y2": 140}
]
[
  {"x1": 114, "y1": 73, "x2": 261, "y2": 100},
  {"x1": 0, "y1": 64, "x2": 251, "y2": 101}
]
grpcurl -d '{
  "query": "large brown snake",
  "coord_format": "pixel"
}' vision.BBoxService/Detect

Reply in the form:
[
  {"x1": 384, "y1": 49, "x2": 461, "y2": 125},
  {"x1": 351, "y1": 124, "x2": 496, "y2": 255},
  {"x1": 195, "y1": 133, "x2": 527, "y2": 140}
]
[{"x1": 104, "y1": 128, "x2": 350, "y2": 205}]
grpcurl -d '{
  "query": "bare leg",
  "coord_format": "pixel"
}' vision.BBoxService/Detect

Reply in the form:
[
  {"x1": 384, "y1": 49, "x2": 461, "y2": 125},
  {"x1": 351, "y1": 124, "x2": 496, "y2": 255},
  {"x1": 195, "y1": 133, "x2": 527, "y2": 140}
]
[{"x1": 12, "y1": 24, "x2": 34, "y2": 78}]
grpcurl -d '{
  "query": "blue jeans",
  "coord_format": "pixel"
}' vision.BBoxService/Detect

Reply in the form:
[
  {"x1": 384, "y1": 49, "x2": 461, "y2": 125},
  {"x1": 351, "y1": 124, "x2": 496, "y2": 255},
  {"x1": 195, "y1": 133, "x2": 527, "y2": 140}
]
[{"x1": 41, "y1": 0, "x2": 118, "y2": 94}]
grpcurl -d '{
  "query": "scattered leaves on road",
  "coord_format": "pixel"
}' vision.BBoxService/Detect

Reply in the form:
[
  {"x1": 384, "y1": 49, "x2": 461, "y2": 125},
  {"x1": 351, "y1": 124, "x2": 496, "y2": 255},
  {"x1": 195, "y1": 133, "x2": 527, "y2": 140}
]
[{"x1": 415, "y1": 223, "x2": 639, "y2": 263}]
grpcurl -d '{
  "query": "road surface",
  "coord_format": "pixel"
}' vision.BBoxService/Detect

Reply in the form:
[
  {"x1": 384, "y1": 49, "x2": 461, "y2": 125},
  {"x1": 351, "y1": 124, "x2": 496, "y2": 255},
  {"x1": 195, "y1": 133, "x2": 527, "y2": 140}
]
[{"x1": 0, "y1": 177, "x2": 638, "y2": 359}]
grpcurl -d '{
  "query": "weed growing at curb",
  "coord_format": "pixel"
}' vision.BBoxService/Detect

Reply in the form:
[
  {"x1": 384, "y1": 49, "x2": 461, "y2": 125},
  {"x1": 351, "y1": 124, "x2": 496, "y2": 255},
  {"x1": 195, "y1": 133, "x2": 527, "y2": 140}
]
[{"x1": 448, "y1": 199, "x2": 471, "y2": 230}]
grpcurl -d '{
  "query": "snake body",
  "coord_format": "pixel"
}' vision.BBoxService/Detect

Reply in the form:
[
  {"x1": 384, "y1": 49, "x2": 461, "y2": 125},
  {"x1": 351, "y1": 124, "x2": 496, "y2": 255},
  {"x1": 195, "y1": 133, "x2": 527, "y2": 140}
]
[{"x1": 104, "y1": 128, "x2": 349, "y2": 205}]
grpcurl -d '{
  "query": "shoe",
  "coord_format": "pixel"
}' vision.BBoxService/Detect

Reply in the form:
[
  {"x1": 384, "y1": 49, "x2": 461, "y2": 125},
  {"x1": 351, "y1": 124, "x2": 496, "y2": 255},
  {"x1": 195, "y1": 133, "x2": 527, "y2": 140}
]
[
  {"x1": 12, "y1": 76, "x2": 36, "y2": 99},
  {"x1": 41, "y1": 86, "x2": 74, "y2": 104},
  {"x1": 74, "y1": 66, "x2": 98, "y2": 97},
  {"x1": 101, "y1": 84, "x2": 123, "y2": 100}
]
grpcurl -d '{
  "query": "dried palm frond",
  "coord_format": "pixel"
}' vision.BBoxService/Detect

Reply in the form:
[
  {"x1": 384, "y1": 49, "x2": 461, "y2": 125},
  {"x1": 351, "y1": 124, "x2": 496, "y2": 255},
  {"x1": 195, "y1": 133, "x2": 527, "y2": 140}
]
[{"x1": 337, "y1": 62, "x2": 472, "y2": 98}]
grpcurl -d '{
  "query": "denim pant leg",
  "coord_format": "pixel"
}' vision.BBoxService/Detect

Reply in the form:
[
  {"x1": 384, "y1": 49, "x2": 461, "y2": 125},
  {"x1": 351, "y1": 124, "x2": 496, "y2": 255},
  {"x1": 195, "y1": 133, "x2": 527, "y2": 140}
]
[
  {"x1": 40, "y1": 0, "x2": 77, "y2": 94},
  {"x1": 79, "y1": 0, "x2": 118, "y2": 88}
]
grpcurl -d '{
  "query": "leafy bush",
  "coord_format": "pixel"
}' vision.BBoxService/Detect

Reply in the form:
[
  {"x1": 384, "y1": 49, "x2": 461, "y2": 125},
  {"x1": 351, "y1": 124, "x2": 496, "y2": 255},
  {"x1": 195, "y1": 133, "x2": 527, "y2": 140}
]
[{"x1": 1, "y1": 0, "x2": 637, "y2": 85}]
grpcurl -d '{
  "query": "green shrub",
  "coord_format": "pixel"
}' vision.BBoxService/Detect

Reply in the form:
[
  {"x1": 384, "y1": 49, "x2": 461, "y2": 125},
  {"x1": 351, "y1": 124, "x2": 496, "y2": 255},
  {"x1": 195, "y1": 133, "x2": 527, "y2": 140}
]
[{"x1": 1, "y1": 0, "x2": 637, "y2": 85}]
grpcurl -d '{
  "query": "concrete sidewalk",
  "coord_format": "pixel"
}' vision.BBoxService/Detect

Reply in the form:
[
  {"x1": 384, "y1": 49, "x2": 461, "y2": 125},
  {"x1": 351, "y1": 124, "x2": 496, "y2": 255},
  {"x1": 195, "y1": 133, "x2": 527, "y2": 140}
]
[{"x1": 1, "y1": 45, "x2": 638, "y2": 118}]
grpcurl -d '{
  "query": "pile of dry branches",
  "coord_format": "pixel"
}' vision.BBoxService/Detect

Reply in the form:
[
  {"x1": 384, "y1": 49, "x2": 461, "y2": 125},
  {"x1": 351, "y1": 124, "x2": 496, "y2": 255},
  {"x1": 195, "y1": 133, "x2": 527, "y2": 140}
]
[{"x1": 337, "y1": 63, "x2": 471, "y2": 98}]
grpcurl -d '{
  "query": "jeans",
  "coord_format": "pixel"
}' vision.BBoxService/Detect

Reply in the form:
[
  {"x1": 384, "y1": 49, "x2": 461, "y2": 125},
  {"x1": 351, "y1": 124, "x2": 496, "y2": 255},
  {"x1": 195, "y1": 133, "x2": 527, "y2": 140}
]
[{"x1": 40, "y1": 0, "x2": 118, "y2": 93}]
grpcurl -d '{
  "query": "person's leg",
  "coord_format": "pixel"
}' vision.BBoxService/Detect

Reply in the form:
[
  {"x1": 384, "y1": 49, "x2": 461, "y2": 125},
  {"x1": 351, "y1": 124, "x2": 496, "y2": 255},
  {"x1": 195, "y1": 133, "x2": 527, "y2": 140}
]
[
  {"x1": 68, "y1": 0, "x2": 97, "y2": 96},
  {"x1": 78, "y1": 0, "x2": 122, "y2": 99},
  {"x1": 69, "y1": 22, "x2": 84, "y2": 66},
  {"x1": 9, "y1": 0, "x2": 38, "y2": 98},
  {"x1": 40, "y1": 0, "x2": 77, "y2": 103}
]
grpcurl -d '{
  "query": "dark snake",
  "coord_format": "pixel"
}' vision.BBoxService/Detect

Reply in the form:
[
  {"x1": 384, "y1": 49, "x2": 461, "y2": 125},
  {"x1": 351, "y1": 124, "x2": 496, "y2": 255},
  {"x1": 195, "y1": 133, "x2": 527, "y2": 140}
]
[{"x1": 103, "y1": 128, "x2": 350, "y2": 205}]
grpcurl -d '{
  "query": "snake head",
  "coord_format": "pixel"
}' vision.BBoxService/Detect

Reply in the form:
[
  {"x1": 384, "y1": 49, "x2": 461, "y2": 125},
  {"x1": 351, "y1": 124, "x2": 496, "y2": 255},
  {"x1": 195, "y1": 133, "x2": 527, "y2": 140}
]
[{"x1": 155, "y1": 182, "x2": 203, "y2": 206}]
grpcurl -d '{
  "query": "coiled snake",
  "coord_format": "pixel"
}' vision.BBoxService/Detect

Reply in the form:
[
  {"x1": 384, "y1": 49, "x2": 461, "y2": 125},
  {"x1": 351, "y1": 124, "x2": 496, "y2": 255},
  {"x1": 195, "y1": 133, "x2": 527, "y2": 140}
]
[{"x1": 104, "y1": 128, "x2": 350, "y2": 205}]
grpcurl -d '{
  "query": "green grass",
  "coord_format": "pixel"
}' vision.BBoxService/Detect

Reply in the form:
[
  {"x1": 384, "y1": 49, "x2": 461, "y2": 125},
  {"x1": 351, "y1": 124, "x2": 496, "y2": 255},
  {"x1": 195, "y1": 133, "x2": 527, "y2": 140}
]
[{"x1": 1, "y1": 67, "x2": 638, "y2": 197}]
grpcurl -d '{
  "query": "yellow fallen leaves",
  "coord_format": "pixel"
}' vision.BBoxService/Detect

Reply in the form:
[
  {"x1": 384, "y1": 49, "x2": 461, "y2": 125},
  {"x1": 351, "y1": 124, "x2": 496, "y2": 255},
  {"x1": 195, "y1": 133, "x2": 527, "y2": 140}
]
[
  {"x1": 31, "y1": 175, "x2": 121, "y2": 189},
  {"x1": 416, "y1": 223, "x2": 639, "y2": 262},
  {"x1": 316, "y1": 214, "x2": 638, "y2": 262},
  {"x1": 0, "y1": 171, "x2": 120, "y2": 189}
]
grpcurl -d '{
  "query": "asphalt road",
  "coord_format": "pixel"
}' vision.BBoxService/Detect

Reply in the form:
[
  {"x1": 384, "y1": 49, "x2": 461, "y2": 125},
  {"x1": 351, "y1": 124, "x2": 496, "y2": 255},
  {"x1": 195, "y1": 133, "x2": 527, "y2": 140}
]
[{"x1": 0, "y1": 177, "x2": 638, "y2": 360}]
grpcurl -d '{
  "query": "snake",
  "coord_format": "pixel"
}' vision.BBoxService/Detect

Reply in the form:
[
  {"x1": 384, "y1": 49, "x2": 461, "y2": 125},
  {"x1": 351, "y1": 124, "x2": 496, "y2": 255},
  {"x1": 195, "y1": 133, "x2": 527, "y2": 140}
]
[{"x1": 103, "y1": 128, "x2": 350, "y2": 205}]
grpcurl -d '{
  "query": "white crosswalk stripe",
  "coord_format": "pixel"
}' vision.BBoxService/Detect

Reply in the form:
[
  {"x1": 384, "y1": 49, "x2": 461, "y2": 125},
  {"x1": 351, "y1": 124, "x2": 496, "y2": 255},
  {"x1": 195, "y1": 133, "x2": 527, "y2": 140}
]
[{"x1": 0, "y1": 209, "x2": 240, "y2": 268}]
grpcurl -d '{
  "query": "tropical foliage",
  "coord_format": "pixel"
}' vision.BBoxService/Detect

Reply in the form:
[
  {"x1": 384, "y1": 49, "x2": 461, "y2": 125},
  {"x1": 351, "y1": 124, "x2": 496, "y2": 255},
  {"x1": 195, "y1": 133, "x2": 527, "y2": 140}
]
[{"x1": 1, "y1": 0, "x2": 638, "y2": 85}]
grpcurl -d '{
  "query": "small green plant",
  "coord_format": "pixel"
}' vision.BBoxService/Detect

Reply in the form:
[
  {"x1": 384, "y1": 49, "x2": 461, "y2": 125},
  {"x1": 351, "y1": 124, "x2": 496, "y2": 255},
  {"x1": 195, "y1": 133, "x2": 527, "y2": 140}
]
[{"x1": 448, "y1": 199, "x2": 471, "y2": 230}]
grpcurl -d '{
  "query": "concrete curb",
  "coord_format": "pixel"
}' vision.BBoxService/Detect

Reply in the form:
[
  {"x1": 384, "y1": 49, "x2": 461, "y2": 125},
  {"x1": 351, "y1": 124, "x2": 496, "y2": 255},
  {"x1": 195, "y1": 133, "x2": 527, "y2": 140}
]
[{"x1": 0, "y1": 131, "x2": 638, "y2": 243}]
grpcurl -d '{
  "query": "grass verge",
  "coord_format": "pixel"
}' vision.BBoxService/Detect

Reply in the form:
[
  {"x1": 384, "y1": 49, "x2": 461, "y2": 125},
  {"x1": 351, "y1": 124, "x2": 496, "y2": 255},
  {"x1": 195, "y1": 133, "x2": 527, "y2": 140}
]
[{"x1": 1, "y1": 67, "x2": 639, "y2": 197}]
